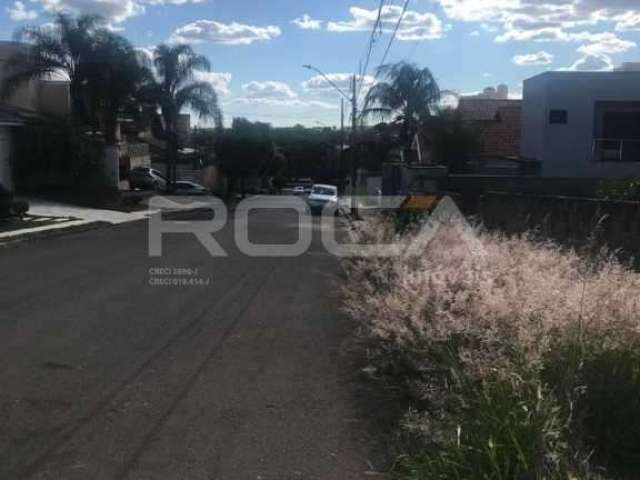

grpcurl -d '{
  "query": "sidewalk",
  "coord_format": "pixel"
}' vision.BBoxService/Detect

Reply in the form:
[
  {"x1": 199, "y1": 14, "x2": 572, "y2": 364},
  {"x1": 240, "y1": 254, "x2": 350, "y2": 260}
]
[{"x1": 0, "y1": 198, "x2": 153, "y2": 242}]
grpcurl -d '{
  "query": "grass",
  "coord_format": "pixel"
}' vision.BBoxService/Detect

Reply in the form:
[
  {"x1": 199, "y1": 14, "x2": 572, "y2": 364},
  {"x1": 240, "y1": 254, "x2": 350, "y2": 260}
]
[{"x1": 342, "y1": 216, "x2": 640, "y2": 480}]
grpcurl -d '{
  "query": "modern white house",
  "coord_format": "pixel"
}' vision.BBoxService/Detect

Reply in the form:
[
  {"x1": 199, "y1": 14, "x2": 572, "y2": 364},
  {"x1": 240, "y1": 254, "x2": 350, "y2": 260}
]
[{"x1": 521, "y1": 70, "x2": 640, "y2": 178}]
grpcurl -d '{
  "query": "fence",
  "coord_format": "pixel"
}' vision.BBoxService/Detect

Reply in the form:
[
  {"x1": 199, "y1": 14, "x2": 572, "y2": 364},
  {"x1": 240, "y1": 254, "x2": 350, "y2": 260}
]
[{"x1": 477, "y1": 191, "x2": 640, "y2": 262}]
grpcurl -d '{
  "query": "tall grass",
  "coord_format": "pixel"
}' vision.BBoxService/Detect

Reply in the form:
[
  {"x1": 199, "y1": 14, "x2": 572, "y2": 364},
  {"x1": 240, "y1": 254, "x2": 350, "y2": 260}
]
[{"x1": 343, "y1": 217, "x2": 640, "y2": 479}]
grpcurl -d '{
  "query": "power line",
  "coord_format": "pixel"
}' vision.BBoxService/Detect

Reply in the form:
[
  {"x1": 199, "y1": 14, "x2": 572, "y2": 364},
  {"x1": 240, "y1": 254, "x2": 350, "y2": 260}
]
[
  {"x1": 358, "y1": 0, "x2": 386, "y2": 92},
  {"x1": 375, "y1": 0, "x2": 410, "y2": 79}
]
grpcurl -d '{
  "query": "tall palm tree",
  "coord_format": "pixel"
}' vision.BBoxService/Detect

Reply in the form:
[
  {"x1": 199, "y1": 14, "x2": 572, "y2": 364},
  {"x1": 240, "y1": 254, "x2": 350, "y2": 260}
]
[
  {"x1": 142, "y1": 44, "x2": 223, "y2": 187},
  {"x1": 363, "y1": 61, "x2": 441, "y2": 159},
  {"x1": 85, "y1": 31, "x2": 152, "y2": 144},
  {"x1": 1, "y1": 13, "x2": 106, "y2": 123}
]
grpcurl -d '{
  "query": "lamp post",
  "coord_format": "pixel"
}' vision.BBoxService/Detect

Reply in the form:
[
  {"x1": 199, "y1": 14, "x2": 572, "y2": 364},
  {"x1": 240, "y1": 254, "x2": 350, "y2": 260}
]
[{"x1": 303, "y1": 65, "x2": 359, "y2": 217}]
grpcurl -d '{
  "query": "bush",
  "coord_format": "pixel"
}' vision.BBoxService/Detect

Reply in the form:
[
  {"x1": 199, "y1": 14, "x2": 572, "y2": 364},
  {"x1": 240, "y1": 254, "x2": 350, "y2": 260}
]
[
  {"x1": 342, "y1": 217, "x2": 640, "y2": 479},
  {"x1": 12, "y1": 120, "x2": 109, "y2": 194},
  {"x1": 596, "y1": 178, "x2": 640, "y2": 201}
]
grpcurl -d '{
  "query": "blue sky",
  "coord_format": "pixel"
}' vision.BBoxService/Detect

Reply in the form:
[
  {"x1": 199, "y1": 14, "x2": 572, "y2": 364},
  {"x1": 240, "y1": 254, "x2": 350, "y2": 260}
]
[{"x1": 3, "y1": 0, "x2": 640, "y2": 126}]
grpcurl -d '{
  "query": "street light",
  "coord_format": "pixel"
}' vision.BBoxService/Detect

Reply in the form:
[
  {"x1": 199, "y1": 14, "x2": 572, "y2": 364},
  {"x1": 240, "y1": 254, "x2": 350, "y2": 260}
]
[
  {"x1": 302, "y1": 64, "x2": 360, "y2": 217},
  {"x1": 302, "y1": 64, "x2": 351, "y2": 102}
]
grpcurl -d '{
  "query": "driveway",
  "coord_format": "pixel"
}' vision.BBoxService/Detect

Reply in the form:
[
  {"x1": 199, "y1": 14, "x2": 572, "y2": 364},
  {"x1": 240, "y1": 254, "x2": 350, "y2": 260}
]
[{"x1": 0, "y1": 200, "x2": 379, "y2": 479}]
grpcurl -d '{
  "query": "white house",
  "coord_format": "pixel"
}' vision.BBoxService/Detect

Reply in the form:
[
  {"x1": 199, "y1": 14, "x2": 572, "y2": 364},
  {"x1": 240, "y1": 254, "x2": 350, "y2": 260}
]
[
  {"x1": 521, "y1": 70, "x2": 640, "y2": 178},
  {"x1": 0, "y1": 41, "x2": 71, "y2": 190}
]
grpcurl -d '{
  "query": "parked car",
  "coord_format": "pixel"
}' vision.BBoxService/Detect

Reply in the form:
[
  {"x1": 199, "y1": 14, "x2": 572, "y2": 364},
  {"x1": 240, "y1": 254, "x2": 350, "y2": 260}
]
[
  {"x1": 293, "y1": 186, "x2": 306, "y2": 195},
  {"x1": 307, "y1": 184, "x2": 339, "y2": 214},
  {"x1": 129, "y1": 168, "x2": 167, "y2": 192},
  {"x1": 172, "y1": 181, "x2": 210, "y2": 196}
]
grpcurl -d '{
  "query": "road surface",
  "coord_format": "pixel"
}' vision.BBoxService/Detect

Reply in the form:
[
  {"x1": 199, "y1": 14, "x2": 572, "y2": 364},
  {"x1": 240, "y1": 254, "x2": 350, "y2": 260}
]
[{"x1": 0, "y1": 199, "x2": 379, "y2": 479}]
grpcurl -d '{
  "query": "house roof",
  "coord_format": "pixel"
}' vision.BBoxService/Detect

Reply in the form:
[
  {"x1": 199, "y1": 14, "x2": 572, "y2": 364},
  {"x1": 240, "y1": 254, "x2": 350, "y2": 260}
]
[{"x1": 457, "y1": 98, "x2": 522, "y2": 121}]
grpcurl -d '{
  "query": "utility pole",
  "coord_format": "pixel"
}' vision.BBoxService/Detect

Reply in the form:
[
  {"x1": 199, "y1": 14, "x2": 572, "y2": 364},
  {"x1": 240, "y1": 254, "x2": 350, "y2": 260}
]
[
  {"x1": 302, "y1": 64, "x2": 359, "y2": 217},
  {"x1": 339, "y1": 98, "x2": 344, "y2": 182},
  {"x1": 350, "y1": 74, "x2": 359, "y2": 218}
]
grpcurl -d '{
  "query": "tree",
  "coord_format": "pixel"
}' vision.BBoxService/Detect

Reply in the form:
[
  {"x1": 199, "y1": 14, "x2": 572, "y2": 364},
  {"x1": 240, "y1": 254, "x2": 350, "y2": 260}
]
[
  {"x1": 85, "y1": 31, "x2": 152, "y2": 144},
  {"x1": 363, "y1": 61, "x2": 440, "y2": 159},
  {"x1": 141, "y1": 44, "x2": 223, "y2": 188},
  {"x1": 215, "y1": 118, "x2": 273, "y2": 197},
  {"x1": 426, "y1": 109, "x2": 480, "y2": 173},
  {"x1": 1, "y1": 14, "x2": 106, "y2": 123}
]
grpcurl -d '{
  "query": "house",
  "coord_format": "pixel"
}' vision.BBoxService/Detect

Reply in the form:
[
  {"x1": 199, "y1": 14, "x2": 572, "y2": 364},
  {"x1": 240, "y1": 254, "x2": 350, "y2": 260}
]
[
  {"x1": 521, "y1": 70, "x2": 640, "y2": 177},
  {"x1": 0, "y1": 42, "x2": 71, "y2": 190},
  {"x1": 457, "y1": 96, "x2": 522, "y2": 160}
]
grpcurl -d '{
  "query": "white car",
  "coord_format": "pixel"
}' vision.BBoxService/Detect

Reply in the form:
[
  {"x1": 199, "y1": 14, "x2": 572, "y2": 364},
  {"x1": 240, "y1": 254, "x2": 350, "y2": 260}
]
[
  {"x1": 172, "y1": 181, "x2": 210, "y2": 196},
  {"x1": 307, "y1": 184, "x2": 339, "y2": 214}
]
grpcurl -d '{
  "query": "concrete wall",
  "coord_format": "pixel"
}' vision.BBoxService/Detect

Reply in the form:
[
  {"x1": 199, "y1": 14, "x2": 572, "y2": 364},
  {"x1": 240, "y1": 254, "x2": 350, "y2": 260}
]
[
  {"x1": 0, "y1": 42, "x2": 70, "y2": 117},
  {"x1": 39, "y1": 81, "x2": 71, "y2": 117},
  {"x1": 0, "y1": 127, "x2": 12, "y2": 190},
  {"x1": 522, "y1": 72, "x2": 640, "y2": 178},
  {"x1": 478, "y1": 192, "x2": 640, "y2": 263}
]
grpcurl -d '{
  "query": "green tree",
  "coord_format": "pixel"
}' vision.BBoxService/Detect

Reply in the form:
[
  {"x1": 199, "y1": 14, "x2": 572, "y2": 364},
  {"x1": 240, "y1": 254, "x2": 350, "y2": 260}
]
[
  {"x1": 85, "y1": 31, "x2": 152, "y2": 144},
  {"x1": 216, "y1": 118, "x2": 273, "y2": 197},
  {"x1": 141, "y1": 44, "x2": 223, "y2": 188},
  {"x1": 363, "y1": 61, "x2": 440, "y2": 160}
]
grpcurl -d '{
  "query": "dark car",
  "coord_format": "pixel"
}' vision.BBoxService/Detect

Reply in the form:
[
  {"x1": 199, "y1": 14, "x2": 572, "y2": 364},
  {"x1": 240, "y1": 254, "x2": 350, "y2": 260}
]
[{"x1": 129, "y1": 168, "x2": 168, "y2": 192}]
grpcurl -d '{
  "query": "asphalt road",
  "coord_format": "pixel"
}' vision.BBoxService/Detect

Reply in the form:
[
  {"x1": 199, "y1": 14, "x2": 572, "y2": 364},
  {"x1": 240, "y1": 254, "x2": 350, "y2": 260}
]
[{"x1": 0, "y1": 199, "x2": 378, "y2": 479}]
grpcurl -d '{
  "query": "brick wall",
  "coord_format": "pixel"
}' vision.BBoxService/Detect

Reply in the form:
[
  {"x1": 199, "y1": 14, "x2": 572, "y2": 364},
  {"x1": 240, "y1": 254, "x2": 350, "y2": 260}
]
[{"x1": 476, "y1": 106, "x2": 521, "y2": 158}]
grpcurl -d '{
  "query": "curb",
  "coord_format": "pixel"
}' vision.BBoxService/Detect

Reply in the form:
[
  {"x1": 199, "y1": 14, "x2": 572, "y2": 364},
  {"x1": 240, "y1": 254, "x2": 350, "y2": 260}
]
[{"x1": 0, "y1": 221, "x2": 112, "y2": 249}]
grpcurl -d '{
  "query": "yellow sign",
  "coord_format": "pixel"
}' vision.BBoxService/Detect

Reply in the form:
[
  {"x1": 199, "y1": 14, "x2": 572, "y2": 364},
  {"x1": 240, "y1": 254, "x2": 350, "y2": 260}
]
[{"x1": 401, "y1": 195, "x2": 439, "y2": 211}]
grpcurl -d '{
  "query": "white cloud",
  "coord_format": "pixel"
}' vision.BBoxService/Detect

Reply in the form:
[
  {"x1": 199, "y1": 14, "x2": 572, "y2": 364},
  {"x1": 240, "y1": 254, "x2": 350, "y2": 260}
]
[
  {"x1": 194, "y1": 71, "x2": 233, "y2": 96},
  {"x1": 143, "y1": 0, "x2": 205, "y2": 4},
  {"x1": 513, "y1": 50, "x2": 554, "y2": 65},
  {"x1": 577, "y1": 33, "x2": 636, "y2": 56},
  {"x1": 566, "y1": 54, "x2": 614, "y2": 71},
  {"x1": 31, "y1": 0, "x2": 205, "y2": 23},
  {"x1": 614, "y1": 11, "x2": 640, "y2": 31},
  {"x1": 242, "y1": 81, "x2": 298, "y2": 100},
  {"x1": 431, "y1": 0, "x2": 640, "y2": 60},
  {"x1": 230, "y1": 97, "x2": 336, "y2": 109},
  {"x1": 6, "y1": 1, "x2": 38, "y2": 21},
  {"x1": 301, "y1": 73, "x2": 375, "y2": 94},
  {"x1": 230, "y1": 80, "x2": 338, "y2": 110},
  {"x1": 291, "y1": 14, "x2": 322, "y2": 30},
  {"x1": 170, "y1": 19, "x2": 281, "y2": 45},
  {"x1": 327, "y1": 5, "x2": 443, "y2": 41},
  {"x1": 32, "y1": 0, "x2": 143, "y2": 23}
]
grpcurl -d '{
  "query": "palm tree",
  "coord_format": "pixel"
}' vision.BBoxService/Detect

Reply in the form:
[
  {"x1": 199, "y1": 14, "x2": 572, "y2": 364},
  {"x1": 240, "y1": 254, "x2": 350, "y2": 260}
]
[
  {"x1": 1, "y1": 13, "x2": 106, "y2": 123},
  {"x1": 85, "y1": 31, "x2": 151, "y2": 144},
  {"x1": 363, "y1": 61, "x2": 441, "y2": 159},
  {"x1": 142, "y1": 44, "x2": 223, "y2": 187}
]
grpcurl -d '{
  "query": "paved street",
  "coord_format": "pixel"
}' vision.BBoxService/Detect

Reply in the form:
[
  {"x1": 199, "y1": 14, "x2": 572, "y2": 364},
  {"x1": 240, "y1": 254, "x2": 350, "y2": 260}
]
[{"x1": 0, "y1": 200, "x2": 377, "y2": 479}]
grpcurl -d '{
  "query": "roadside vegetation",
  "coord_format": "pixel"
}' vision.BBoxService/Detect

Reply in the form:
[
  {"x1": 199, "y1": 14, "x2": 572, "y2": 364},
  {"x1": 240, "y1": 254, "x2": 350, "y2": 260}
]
[{"x1": 343, "y1": 216, "x2": 640, "y2": 479}]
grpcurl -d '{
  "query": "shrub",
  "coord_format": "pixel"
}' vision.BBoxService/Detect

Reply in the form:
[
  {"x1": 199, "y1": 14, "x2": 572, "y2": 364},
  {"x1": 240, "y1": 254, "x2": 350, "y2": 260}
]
[
  {"x1": 343, "y1": 217, "x2": 640, "y2": 479},
  {"x1": 596, "y1": 178, "x2": 640, "y2": 202}
]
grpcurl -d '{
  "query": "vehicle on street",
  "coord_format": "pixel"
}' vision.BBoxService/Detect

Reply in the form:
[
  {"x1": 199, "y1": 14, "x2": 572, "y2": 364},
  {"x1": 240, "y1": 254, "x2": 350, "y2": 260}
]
[
  {"x1": 172, "y1": 180, "x2": 210, "y2": 196},
  {"x1": 306, "y1": 184, "x2": 339, "y2": 214},
  {"x1": 293, "y1": 186, "x2": 305, "y2": 195},
  {"x1": 129, "y1": 167, "x2": 168, "y2": 192}
]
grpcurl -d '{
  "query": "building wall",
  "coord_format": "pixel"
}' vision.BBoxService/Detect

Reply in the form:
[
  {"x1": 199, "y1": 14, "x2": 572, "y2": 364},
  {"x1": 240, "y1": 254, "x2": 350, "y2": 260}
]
[
  {"x1": 522, "y1": 72, "x2": 640, "y2": 178},
  {"x1": 0, "y1": 42, "x2": 70, "y2": 116},
  {"x1": 478, "y1": 106, "x2": 521, "y2": 158},
  {"x1": 0, "y1": 127, "x2": 12, "y2": 190}
]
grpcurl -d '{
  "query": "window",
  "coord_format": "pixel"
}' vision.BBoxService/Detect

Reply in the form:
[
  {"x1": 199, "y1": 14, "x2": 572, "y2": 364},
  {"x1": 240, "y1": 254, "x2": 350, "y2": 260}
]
[{"x1": 549, "y1": 110, "x2": 568, "y2": 124}]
